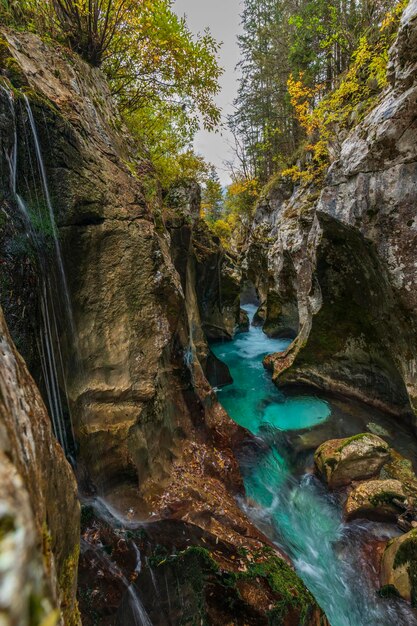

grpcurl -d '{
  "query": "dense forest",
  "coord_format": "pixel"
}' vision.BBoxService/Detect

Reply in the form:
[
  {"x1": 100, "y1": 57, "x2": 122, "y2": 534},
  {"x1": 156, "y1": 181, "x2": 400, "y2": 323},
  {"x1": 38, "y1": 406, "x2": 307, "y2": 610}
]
[{"x1": 210, "y1": 0, "x2": 407, "y2": 243}]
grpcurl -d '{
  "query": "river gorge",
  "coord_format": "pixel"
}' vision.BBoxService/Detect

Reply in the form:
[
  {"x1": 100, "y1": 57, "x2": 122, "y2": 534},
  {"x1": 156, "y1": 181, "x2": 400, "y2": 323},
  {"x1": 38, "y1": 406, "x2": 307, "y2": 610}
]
[{"x1": 1, "y1": 1, "x2": 417, "y2": 625}]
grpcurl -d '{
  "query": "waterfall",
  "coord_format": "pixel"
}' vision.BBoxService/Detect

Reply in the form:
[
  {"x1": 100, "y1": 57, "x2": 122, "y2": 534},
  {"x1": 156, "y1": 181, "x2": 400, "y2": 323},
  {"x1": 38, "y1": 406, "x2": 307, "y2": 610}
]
[
  {"x1": 23, "y1": 95, "x2": 76, "y2": 337},
  {"x1": 80, "y1": 538, "x2": 153, "y2": 626},
  {"x1": 1, "y1": 85, "x2": 76, "y2": 457}
]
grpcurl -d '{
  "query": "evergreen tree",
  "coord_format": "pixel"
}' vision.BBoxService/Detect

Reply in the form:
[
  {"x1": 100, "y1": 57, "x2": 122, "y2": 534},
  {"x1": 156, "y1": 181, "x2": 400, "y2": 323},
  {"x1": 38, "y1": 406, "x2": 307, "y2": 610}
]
[
  {"x1": 231, "y1": 0, "x2": 396, "y2": 183},
  {"x1": 201, "y1": 167, "x2": 224, "y2": 223}
]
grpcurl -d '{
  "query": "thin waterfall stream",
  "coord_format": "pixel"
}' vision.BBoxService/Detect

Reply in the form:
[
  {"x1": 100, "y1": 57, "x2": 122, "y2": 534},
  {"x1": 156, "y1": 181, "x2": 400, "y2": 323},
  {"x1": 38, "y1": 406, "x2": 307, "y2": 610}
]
[
  {"x1": 1, "y1": 85, "x2": 76, "y2": 457},
  {"x1": 212, "y1": 303, "x2": 417, "y2": 626}
]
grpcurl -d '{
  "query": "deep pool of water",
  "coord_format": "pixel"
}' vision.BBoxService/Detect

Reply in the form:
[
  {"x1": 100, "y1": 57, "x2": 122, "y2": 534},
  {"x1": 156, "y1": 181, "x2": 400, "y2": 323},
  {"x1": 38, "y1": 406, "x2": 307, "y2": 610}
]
[{"x1": 211, "y1": 304, "x2": 417, "y2": 626}]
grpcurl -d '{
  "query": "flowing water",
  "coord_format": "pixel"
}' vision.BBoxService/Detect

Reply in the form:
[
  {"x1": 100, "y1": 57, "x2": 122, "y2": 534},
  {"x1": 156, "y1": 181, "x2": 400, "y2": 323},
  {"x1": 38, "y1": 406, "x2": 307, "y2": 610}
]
[
  {"x1": 212, "y1": 304, "x2": 417, "y2": 626},
  {"x1": 80, "y1": 538, "x2": 152, "y2": 626},
  {"x1": 1, "y1": 85, "x2": 76, "y2": 456}
]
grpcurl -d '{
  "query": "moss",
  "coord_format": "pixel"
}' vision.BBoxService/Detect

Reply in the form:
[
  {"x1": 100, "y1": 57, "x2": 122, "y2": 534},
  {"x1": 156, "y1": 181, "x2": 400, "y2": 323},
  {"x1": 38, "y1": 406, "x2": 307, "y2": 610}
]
[
  {"x1": 393, "y1": 530, "x2": 417, "y2": 607},
  {"x1": 382, "y1": 452, "x2": 417, "y2": 497},
  {"x1": 0, "y1": 38, "x2": 28, "y2": 88},
  {"x1": 378, "y1": 584, "x2": 400, "y2": 599},
  {"x1": 337, "y1": 433, "x2": 368, "y2": 451},
  {"x1": 0, "y1": 514, "x2": 15, "y2": 541},
  {"x1": 59, "y1": 544, "x2": 81, "y2": 626},
  {"x1": 151, "y1": 546, "x2": 219, "y2": 624},
  {"x1": 17, "y1": 88, "x2": 62, "y2": 118},
  {"x1": 150, "y1": 544, "x2": 319, "y2": 625},
  {"x1": 337, "y1": 433, "x2": 388, "y2": 453},
  {"x1": 42, "y1": 523, "x2": 53, "y2": 576},
  {"x1": 152, "y1": 545, "x2": 220, "y2": 576},
  {"x1": 369, "y1": 491, "x2": 405, "y2": 507},
  {"x1": 235, "y1": 548, "x2": 317, "y2": 625}
]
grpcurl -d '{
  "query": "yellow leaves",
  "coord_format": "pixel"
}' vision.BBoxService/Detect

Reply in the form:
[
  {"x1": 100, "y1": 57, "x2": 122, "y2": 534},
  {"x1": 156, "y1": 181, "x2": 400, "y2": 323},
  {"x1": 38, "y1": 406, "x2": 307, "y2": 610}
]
[
  {"x1": 227, "y1": 177, "x2": 259, "y2": 200},
  {"x1": 211, "y1": 219, "x2": 232, "y2": 243},
  {"x1": 381, "y1": 0, "x2": 409, "y2": 31},
  {"x1": 283, "y1": 1, "x2": 408, "y2": 190},
  {"x1": 287, "y1": 72, "x2": 322, "y2": 136}
]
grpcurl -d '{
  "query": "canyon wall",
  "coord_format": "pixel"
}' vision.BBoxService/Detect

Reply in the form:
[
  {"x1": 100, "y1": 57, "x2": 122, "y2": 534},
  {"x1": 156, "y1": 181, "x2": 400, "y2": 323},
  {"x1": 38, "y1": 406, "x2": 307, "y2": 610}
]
[{"x1": 245, "y1": 0, "x2": 417, "y2": 426}]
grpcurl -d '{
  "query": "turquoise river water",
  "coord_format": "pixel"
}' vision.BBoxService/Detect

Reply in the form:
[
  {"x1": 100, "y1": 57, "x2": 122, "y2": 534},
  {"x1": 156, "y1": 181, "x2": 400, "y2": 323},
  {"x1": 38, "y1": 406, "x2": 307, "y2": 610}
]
[{"x1": 211, "y1": 304, "x2": 417, "y2": 626}]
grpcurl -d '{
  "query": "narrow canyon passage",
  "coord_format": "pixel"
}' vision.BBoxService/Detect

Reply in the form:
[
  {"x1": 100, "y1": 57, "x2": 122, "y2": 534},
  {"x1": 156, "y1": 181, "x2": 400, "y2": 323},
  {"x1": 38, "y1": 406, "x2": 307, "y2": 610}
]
[{"x1": 212, "y1": 305, "x2": 417, "y2": 626}]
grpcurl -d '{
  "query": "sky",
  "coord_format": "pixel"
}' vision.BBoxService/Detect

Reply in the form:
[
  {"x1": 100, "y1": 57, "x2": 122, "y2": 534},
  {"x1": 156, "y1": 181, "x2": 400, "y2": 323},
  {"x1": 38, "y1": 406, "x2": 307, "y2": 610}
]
[{"x1": 173, "y1": 0, "x2": 242, "y2": 185}]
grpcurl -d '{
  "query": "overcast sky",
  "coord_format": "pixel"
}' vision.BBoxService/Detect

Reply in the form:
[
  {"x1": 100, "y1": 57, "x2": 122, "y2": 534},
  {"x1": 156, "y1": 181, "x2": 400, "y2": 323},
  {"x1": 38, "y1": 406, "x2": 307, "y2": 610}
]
[{"x1": 173, "y1": 0, "x2": 242, "y2": 185}]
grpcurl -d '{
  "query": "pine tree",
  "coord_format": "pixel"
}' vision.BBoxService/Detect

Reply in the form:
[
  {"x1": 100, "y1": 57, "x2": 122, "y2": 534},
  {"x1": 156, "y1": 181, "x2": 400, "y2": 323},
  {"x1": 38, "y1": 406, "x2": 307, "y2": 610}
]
[
  {"x1": 230, "y1": 0, "x2": 396, "y2": 183},
  {"x1": 201, "y1": 167, "x2": 224, "y2": 224}
]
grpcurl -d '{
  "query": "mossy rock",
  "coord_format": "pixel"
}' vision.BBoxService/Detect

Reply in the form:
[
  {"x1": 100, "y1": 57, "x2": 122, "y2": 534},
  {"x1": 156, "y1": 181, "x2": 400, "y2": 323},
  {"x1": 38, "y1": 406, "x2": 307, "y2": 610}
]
[
  {"x1": 0, "y1": 37, "x2": 29, "y2": 88},
  {"x1": 380, "y1": 529, "x2": 417, "y2": 606},
  {"x1": 150, "y1": 545, "x2": 325, "y2": 625},
  {"x1": 381, "y1": 449, "x2": 417, "y2": 498},
  {"x1": 58, "y1": 544, "x2": 81, "y2": 626},
  {"x1": 314, "y1": 433, "x2": 390, "y2": 488},
  {"x1": 344, "y1": 479, "x2": 406, "y2": 522}
]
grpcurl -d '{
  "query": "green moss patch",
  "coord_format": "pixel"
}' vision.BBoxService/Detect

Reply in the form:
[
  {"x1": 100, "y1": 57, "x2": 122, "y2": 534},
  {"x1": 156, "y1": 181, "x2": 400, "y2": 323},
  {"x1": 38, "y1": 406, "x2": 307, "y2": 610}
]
[
  {"x1": 393, "y1": 530, "x2": 417, "y2": 607},
  {"x1": 369, "y1": 490, "x2": 405, "y2": 508},
  {"x1": 150, "y1": 545, "x2": 320, "y2": 625},
  {"x1": 59, "y1": 544, "x2": 81, "y2": 626}
]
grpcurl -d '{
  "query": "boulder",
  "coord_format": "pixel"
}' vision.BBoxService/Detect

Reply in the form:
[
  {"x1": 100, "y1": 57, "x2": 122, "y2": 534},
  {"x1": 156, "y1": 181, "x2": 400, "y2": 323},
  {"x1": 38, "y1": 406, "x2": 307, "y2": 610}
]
[
  {"x1": 344, "y1": 479, "x2": 406, "y2": 521},
  {"x1": 314, "y1": 433, "x2": 390, "y2": 488},
  {"x1": 380, "y1": 528, "x2": 417, "y2": 605},
  {"x1": 238, "y1": 307, "x2": 250, "y2": 333},
  {"x1": 381, "y1": 449, "x2": 417, "y2": 499}
]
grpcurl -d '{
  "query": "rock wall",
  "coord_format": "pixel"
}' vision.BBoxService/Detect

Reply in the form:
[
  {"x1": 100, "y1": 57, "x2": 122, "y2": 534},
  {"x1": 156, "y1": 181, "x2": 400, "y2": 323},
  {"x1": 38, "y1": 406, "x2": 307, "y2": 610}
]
[
  {"x1": 246, "y1": 0, "x2": 417, "y2": 425},
  {"x1": 0, "y1": 306, "x2": 80, "y2": 625}
]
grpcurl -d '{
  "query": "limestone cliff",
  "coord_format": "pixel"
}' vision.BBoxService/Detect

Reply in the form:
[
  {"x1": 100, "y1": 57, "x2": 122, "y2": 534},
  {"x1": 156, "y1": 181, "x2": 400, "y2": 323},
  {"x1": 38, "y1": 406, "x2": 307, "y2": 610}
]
[
  {"x1": 246, "y1": 0, "x2": 417, "y2": 426},
  {"x1": 0, "y1": 306, "x2": 80, "y2": 625}
]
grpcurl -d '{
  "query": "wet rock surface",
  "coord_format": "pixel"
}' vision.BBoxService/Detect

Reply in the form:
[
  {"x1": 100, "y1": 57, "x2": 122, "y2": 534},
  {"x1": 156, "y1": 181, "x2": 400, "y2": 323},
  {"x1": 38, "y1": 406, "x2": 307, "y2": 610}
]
[
  {"x1": 0, "y1": 307, "x2": 80, "y2": 625},
  {"x1": 78, "y1": 507, "x2": 327, "y2": 626},
  {"x1": 380, "y1": 528, "x2": 417, "y2": 605},
  {"x1": 0, "y1": 27, "x2": 326, "y2": 625}
]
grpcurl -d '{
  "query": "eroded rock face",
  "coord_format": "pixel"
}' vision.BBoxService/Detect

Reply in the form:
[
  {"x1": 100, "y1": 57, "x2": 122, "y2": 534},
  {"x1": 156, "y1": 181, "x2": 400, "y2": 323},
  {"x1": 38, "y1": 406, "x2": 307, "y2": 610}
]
[
  {"x1": 0, "y1": 29, "x2": 229, "y2": 499},
  {"x1": 314, "y1": 434, "x2": 390, "y2": 488},
  {"x1": 245, "y1": 0, "x2": 417, "y2": 423},
  {"x1": 78, "y1": 513, "x2": 327, "y2": 626},
  {"x1": 0, "y1": 307, "x2": 80, "y2": 625},
  {"x1": 381, "y1": 449, "x2": 417, "y2": 498}
]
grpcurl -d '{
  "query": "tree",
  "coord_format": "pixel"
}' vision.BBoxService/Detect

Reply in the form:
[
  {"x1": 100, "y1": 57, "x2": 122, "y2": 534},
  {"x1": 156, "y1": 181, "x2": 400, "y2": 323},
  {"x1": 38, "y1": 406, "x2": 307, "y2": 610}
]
[
  {"x1": 230, "y1": 0, "x2": 398, "y2": 184},
  {"x1": 5, "y1": 0, "x2": 223, "y2": 133},
  {"x1": 201, "y1": 167, "x2": 224, "y2": 223},
  {"x1": 51, "y1": 0, "x2": 130, "y2": 66},
  {"x1": 105, "y1": 0, "x2": 222, "y2": 130}
]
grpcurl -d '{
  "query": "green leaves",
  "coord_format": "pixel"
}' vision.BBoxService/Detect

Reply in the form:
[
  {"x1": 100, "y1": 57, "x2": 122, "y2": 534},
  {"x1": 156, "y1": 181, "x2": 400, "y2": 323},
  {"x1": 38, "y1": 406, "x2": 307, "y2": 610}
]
[
  {"x1": 104, "y1": 0, "x2": 222, "y2": 133},
  {"x1": 230, "y1": 0, "x2": 402, "y2": 185}
]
